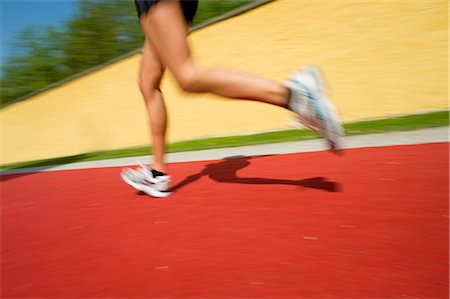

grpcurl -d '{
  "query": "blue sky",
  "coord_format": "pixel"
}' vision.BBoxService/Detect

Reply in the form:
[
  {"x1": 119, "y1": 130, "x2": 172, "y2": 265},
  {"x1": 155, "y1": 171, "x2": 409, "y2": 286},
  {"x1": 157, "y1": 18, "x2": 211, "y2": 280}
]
[{"x1": 1, "y1": 0, "x2": 77, "y2": 67}]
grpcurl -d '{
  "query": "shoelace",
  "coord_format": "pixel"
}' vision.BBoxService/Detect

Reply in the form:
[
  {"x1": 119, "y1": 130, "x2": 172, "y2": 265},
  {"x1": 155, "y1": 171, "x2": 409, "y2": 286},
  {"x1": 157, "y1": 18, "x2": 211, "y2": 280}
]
[
  {"x1": 136, "y1": 159, "x2": 148, "y2": 172},
  {"x1": 135, "y1": 159, "x2": 171, "y2": 184},
  {"x1": 132, "y1": 159, "x2": 155, "y2": 182}
]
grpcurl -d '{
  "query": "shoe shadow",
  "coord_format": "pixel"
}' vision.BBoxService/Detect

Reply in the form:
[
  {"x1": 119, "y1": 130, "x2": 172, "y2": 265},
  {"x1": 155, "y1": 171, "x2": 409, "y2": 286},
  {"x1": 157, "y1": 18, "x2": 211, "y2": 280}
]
[{"x1": 170, "y1": 155, "x2": 340, "y2": 193}]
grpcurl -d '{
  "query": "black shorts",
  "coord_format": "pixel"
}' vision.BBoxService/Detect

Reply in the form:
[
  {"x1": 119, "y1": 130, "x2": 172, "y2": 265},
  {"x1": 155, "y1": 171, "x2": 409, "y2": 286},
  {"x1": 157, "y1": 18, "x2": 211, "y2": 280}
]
[{"x1": 134, "y1": 0, "x2": 199, "y2": 24}]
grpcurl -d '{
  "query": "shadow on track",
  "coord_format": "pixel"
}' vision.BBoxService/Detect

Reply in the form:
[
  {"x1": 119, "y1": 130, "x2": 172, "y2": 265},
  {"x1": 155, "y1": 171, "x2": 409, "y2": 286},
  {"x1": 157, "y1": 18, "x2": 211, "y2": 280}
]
[{"x1": 170, "y1": 155, "x2": 340, "y2": 193}]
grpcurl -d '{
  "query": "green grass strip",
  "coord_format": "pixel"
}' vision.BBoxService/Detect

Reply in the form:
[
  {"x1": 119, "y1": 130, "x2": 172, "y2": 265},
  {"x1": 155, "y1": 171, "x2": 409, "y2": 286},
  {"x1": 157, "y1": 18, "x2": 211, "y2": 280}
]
[{"x1": 1, "y1": 110, "x2": 448, "y2": 171}]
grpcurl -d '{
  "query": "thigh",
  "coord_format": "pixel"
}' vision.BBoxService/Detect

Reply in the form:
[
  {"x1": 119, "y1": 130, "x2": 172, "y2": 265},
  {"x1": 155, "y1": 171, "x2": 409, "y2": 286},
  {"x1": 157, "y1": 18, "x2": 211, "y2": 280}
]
[{"x1": 139, "y1": 0, "x2": 194, "y2": 82}]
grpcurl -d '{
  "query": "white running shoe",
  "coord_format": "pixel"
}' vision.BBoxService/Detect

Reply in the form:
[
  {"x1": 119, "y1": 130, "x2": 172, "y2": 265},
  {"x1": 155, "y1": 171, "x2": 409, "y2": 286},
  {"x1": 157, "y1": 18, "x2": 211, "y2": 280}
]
[
  {"x1": 285, "y1": 66, "x2": 344, "y2": 151},
  {"x1": 121, "y1": 163, "x2": 171, "y2": 198}
]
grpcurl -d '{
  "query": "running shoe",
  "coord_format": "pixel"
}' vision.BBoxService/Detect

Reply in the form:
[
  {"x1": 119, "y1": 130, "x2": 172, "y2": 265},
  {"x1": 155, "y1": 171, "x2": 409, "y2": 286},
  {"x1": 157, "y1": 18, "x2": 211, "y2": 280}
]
[
  {"x1": 285, "y1": 66, "x2": 344, "y2": 151},
  {"x1": 121, "y1": 163, "x2": 171, "y2": 198}
]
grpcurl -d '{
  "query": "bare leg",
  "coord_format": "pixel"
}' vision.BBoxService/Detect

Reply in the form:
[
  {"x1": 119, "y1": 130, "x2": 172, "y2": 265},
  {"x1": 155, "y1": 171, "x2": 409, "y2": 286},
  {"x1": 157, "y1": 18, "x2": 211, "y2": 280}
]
[
  {"x1": 140, "y1": 0, "x2": 289, "y2": 107},
  {"x1": 139, "y1": 38, "x2": 167, "y2": 173},
  {"x1": 124, "y1": 0, "x2": 342, "y2": 197}
]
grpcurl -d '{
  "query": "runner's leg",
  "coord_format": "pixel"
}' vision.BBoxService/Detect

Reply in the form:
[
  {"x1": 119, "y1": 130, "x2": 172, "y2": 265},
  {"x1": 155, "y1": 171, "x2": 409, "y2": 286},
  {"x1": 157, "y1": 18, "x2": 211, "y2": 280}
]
[
  {"x1": 139, "y1": 38, "x2": 167, "y2": 173},
  {"x1": 139, "y1": 0, "x2": 290, "y2": 107}
]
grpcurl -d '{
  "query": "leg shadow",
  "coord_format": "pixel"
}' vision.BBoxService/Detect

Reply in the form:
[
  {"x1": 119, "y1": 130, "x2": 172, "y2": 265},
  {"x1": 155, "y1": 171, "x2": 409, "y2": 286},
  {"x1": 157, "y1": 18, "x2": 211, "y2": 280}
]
[{"x1": 171, "y1": 155, "x2": 340, "y2": 193}]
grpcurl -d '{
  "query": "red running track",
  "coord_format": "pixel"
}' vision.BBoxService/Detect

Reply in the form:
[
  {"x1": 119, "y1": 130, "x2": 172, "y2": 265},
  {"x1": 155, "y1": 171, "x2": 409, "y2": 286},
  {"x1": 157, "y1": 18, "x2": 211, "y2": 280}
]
[{"x1": 1, "y1": 143, "x2": 449, "y2": 299}]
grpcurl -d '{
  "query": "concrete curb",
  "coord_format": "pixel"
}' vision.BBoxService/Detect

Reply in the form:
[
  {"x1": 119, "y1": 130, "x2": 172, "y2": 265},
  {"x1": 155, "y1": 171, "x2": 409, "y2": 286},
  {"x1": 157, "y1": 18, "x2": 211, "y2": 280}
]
[{"x1": 2, "y1": 127, "x2": 448, "y2": 175}]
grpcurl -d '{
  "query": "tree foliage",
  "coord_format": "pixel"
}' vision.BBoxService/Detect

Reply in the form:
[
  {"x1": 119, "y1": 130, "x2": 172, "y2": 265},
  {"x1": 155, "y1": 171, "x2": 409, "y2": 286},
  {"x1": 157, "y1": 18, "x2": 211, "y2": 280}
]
[{"x1": 0, "y1": 0, "x2": 254, "y2": 107}]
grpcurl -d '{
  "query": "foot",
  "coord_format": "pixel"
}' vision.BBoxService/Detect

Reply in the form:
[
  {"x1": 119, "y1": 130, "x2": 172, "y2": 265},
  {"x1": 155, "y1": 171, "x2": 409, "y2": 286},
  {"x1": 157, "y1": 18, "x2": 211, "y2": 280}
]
[
  {"x1": 286, "y1": 66, "x2": 344, "y2": 151},
  {"x1": 121, "y1": 163, "x2": 171, "y2": 198}
]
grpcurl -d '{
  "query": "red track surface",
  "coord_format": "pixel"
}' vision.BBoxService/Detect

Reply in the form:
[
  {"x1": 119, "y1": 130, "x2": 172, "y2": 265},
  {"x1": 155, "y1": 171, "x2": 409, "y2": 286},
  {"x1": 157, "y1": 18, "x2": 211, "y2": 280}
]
[{"x1": 1, "y1": 143, "x2": 449, "y2": 299}]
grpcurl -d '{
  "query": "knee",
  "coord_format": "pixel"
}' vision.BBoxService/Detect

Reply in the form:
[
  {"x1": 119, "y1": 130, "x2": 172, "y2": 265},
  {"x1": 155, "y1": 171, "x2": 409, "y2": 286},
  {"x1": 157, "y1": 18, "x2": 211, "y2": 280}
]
[
  {"x1": 172, "y1": 63, "x2": 200, "y2": 93},
  {"x1": 139, "y1": 69, "x2": 163, "y2": 100},
  {"x1": 177, "y1": 75, "x2": 198, "y2": 93}
]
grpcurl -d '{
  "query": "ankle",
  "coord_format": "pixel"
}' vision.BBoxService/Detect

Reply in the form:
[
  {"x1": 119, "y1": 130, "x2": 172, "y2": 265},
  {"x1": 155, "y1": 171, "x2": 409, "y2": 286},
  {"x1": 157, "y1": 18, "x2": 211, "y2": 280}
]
[
  {"x1": 285, "y1": 86, "x2": 293, "y2": 110},
  {"x1": 151, "y1": 163, "x2": 167, "y2": 174}
]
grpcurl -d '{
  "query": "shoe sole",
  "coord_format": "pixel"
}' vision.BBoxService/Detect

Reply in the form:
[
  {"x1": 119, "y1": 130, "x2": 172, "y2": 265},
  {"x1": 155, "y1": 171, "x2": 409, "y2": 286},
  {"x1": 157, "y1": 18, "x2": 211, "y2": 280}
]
[{"x1": 121, "y1": 172, "x2": 171, "y2": 198}]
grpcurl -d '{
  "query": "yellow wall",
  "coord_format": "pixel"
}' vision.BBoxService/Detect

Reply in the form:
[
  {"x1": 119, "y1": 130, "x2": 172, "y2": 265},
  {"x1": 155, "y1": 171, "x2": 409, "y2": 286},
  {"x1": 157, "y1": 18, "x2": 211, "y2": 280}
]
[{"x1": 1, "y1": 0, "x2": 448, "y2": 164}]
